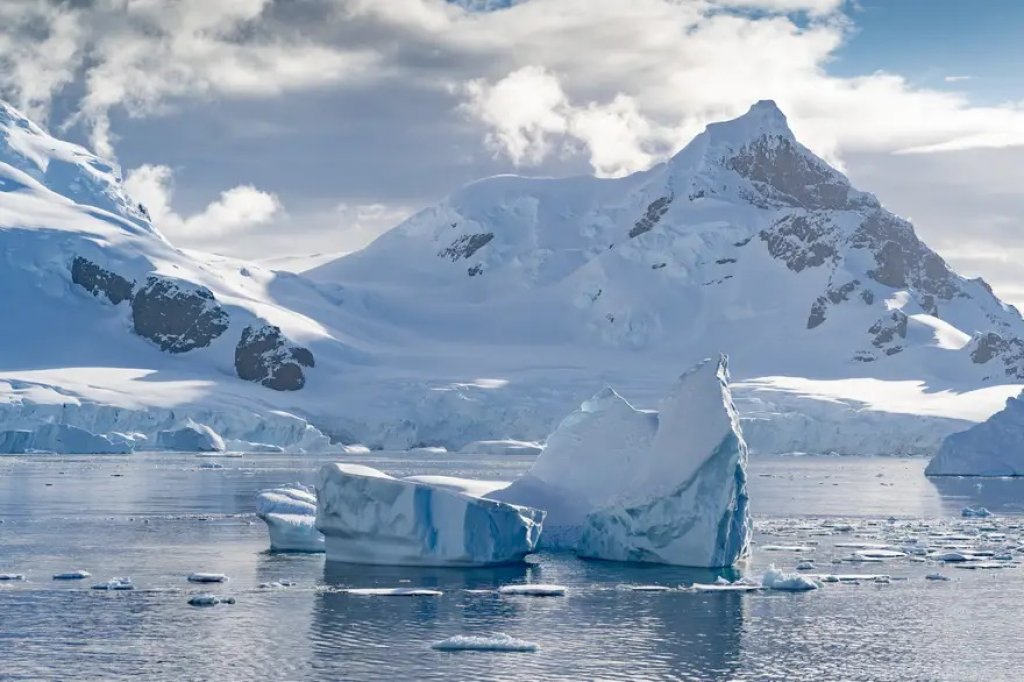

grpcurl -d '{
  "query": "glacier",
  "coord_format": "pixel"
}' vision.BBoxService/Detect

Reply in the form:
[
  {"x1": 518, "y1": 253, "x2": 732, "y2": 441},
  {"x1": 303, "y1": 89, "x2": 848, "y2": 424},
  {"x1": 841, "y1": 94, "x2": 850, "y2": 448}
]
[
  {"x1": 155, "y1": 422, "x2": 225, "y2": 452},
  {"x1": 496, "y1": 356, "x2": 750, "y2": 568},
  {"x1": 256, "y1": 484, "x2": 325, "y2": 553},
  {"x1": 315, "y1": 463, "x2": 544, "y2": 567},
  {"x1": 926, "y1": 391, "x2": 1024, "y2": 476},
  {"x1": 0, "y1": 423, "x2": 132, "y2": 454},
  {"x1": 2, "y1": 97, "x2": 1024, "y2": 457}
]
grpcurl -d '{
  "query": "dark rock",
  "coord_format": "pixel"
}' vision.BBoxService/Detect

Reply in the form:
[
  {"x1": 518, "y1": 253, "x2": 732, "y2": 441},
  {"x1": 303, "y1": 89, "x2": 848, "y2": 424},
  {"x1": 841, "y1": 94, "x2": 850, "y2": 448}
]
[
  {"x1": 467, "y1": 264, "x2": 483, "y2": 277},
  {"x1": 235, "y1": 323, "x2": 315, "y2": 391},
  {"x1": 715, "y1": 258, "x2": 737, "y2": 265},
  {"x1": 629, "y1": 196, "x2": 672, "y2": 238},
  {"x1": 807, "y1": 297, "x2": 828, "y2": 329},
  {"x1": 131, "y1": 276, "x2": 229, "y2": 353},
  {"x1": 438, "y1": 233, "x2": 494, "y2": 261},
  {"x1": 760, "y1": 213, "x2": 838, "y2": 272},
  {"x1": 971, "y1": 332, "x2": 1006, "y2": 365},
  {"x1": 726, "y1": 135, "x2": 862, "y2": 210},
  {"x1": 869, "y1": 241, "x2": 907, "y2": 288},
  {"x1": 868, "y1": 310, "x2": 908, "y2": 349},
  {"x1": 853, "y1": 210, "x2": 957, "y2": 299},
  {"x1": 71, "y1": 256, "x2": 134, "y2": 305},
  {"x1": 860, "y1": 289, "x2": 875, "y2": 305}
]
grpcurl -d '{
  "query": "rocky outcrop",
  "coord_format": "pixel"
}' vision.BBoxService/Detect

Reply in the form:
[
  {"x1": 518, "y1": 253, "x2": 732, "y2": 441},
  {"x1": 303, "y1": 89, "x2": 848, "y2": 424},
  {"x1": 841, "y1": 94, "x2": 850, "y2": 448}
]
[
  {"x1": 70, "y1": 256, "x2": 134, "y2": 305},
  {"x1": 868, "y1": 310, "x2": 908, "y2": 354},
  {"x1": 806, "y1": 280, "x2": 860, "y2": 329},
  {"x1": 727, "y1": 135, "x2": 861, "y2": 211},
  {"x1": 235, "y1": 323, "x2": 315, "y2": 391},
  {"x1": 131, "y1": 276, "x2": 229, "y2": 353},
  {"x1": 438, "y1": 233, "x2": 494, "y2": 261},
  {"x1": 629, "y1": 196, "x2": 672, "y2": 238},
  {"x1": 969, "y1": 332, "x2": 1024, "y2": 379},
  {"x1": 852, "y1": 210, "x2": 958, "y2": 299},
  {"x1": 761, "y1": 213, "x2": 839, "y2": 272}
]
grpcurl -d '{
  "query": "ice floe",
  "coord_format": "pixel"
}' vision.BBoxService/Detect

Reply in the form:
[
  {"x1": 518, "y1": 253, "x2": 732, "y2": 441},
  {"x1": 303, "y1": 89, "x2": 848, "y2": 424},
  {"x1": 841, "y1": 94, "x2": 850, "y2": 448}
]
[
  {"x1": 187, "y1": 573, "x2": 227, "y2": 583},
  {"x1": 431, "y1": 633, "x2": 539, "y2": 652},
  {"x1": 91, "y1": 577, "x2": 134, "y2": 590},
  {"x1": 344, "y1": 587, "x2": 443, "y2": 597},
  {"x1": 498, "y1": 584, "x2": 567, "y2": 597},
  {"x1": 53, "y1": 570, "x2": 91, "y2": 580}
]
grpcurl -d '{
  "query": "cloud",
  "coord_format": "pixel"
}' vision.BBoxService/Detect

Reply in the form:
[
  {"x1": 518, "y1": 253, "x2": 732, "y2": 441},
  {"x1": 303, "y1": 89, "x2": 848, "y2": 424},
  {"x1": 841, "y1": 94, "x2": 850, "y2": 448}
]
[
  {"x1": 124, "y1": 164, "x2": 281, "y2": 239},
  {"x1": 944, "y1": 75, "x2": 973, "y2": 83}
]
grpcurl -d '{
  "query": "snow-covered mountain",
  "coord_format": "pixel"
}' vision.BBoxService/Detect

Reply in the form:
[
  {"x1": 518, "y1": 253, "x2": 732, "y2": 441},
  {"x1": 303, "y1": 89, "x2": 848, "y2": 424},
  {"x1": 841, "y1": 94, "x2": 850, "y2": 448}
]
[{"x1": 2, "y1": 99, "x2": 1021, "y2": 454}]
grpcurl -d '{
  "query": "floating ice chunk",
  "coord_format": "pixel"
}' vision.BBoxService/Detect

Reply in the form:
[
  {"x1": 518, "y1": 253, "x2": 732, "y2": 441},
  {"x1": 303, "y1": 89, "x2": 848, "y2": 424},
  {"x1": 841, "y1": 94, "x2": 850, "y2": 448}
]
[
  {"x1": 431, "y1": 633, "x2": 539, "y2": 652},
  {"x1": 624, "y1": 584, "x2": 673, "y2": 592},
  {"x1": 155, "y1": 422, "x2": 225, "y2": 453},
  {"x1": 854, "y1": 549, "x2": 905, "y2": 559},
  {"x1": 873, "y1": 576, "x2": 891, "y2": 584},
  {"x1": 92, "y1": 577, "x2": 133, "y2": 590},
  {"x1": 0, "y1": 573, "x2": 25, "y2": 581},
  {"x1": 812, "y1": 574, "x2": 887, "y2": 582},
  {"x1": 931, "y1": 552, "x2": 972, "y2": 562},
  {"x1": 188, "y1": 594, "x2": 235, "y2": 606},
  {"x1": 926, "y1": 573, "x2": 951, "y2": 581},
  {"x1": 834, "y1": 542, "x2": 891, "y2": 550},
  {"x1": 198, "y1": 461, "x2": 224, "y2": 470},
  {"x1": 761, "y1": 566, "x2": 818, "y2": 592},
  {"x1": 258, "y1": 580, "x2": 297, "y2": 589},
  {"x1": 345, "y1": 587, "x2": 443, "y2": 597},
  {"x1": 690, "y1": 581, "x2": 760, "y2": 592},
  {"x1": 316, "y1": 463, "x2": 543, "y2": 567},
  {"x1": 53, "y1": 570, "x2": 91, "y2": 580},
  {"x1": 459, "y1": 440, "x2": 543, "y2": 457},
  {"x1": 498, "y1": 584, "x2": 566, "y2": 597},
  {"x1": 256, "y1": 484, "x2": 325, "y2": 553},
  {"x1": 762, "y1": 545, "x2": 814, "y2": 552},
  {"x1": 188, "y1": 573, "x2": 227, "y2": 583},
  {"x1": 961, "y1": 507, "x2": 992, "y2": 518},
  {"x1": 954, "y1": 561, "x2": 1006, "y2": 570},
  {"x1": 513, "y1": 357, "x2": 749, "y2": 567},
  {"x1": 796, "y1": 561, "x2": 815, "y2": 571}
]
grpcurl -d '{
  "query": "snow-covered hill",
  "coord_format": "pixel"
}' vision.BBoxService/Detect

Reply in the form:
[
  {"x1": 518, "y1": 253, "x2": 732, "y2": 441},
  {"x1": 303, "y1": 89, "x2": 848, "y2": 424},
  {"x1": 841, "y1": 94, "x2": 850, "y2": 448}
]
[{"x1": 2, "y1": 99, "x2": 1021, "y2": 454}]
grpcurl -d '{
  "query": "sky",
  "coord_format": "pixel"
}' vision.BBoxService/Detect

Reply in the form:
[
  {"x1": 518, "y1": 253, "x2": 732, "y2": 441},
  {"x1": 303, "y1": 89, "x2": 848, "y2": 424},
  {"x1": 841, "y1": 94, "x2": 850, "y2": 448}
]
[{"x1": 0, "y1": 0, "x2": 1022, "y2": 303}]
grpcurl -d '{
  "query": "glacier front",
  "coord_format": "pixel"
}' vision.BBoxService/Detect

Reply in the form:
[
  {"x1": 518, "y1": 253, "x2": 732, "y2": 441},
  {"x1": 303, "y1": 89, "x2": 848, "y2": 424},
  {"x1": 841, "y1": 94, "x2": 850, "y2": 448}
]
[
  {"x1": 496, "y1": 356, "x2": 750, "y2": 567},
  {"x1": 315, "y1": 463, "x2": 544, "y2": 566},
  {"x1": 926, "y1": 391, "x2": 1024, "y2": 476}
]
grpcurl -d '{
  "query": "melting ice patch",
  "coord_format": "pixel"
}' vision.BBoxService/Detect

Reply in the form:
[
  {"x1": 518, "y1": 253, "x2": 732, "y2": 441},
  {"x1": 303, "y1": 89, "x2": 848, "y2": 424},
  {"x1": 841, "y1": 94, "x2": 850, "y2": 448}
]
[{"x1": 431, "y1": 633, "x2": 539, "y2": 652}]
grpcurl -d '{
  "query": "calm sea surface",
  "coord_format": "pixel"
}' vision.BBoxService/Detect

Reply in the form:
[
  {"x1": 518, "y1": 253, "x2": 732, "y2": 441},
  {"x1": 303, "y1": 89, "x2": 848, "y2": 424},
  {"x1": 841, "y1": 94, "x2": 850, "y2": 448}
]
[{"x1": 2, "y1": 452, "x2": 1023, "y2": 681}]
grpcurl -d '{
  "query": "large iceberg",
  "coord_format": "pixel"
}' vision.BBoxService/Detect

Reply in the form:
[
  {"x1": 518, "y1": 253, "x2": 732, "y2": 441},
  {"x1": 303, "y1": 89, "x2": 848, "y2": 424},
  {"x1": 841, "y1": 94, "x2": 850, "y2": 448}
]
[
  {"x1": 154, "y1": 422, "x2": 225, "y2": 452},
  {"x1": 926, "y1": 391, "x2": 1024, "y2": 476},
  {"x1": 315, "y1": 463, "x2": 544, "y2": 566},
  {"x1": 256, "y1": 484, "x2": 325, "y2": 553},
  {"x1": 496, "y1": 356, "x2": 750, "y2": 567}
]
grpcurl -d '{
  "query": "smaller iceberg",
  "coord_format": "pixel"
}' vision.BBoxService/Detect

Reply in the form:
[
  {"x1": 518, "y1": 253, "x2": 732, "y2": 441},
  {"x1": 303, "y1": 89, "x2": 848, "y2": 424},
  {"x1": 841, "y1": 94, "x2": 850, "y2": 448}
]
[
  {"x1": 431, "y1": 633, "x2": 538, "y2": 652},
  {"x1": 53, "y1": 570, "x2": 91, "y2": 580},
  {"x1": 315, "y1": 463, "x2": 544, "y2": 567},
  {"x1": 188, "y1": 594, "x2": 235, "y2": 607},
  {"x1": 91, "y1": 577, "x2": 134, "y2": 591},
  {"x1": 187, "y1": 573, "x2": 227, "y2": 583},
  {"x1": 961, "y1": 506, "x2": 992, "y2": 518},
  {"x1": 761, "y1": 566, "x2": 818, "y2": 592},
  {"x1": 926, "y1": 392, "x2": 1024, "y2": 476},
  {"x1": 256, "y1": 484, "x2": 325, "y2": 553}
]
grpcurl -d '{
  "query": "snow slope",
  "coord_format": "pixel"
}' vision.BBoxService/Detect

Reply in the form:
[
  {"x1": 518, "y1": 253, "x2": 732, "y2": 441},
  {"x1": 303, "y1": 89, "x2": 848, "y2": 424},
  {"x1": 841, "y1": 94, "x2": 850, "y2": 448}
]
[{"x1": 1, "y1": 98, "x2": 1022, "y2": 454}]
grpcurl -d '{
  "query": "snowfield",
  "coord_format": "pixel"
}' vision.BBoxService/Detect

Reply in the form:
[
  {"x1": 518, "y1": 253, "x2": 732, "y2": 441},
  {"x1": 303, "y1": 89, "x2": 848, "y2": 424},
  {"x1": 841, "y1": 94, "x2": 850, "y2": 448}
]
[{"x1": 2, "y1": 98, "x2": 1023, "y2": 458}]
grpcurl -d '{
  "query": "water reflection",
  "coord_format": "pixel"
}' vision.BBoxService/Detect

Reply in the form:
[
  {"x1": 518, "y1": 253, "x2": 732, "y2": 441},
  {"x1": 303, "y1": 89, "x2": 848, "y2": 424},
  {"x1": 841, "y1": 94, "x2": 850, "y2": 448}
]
[{"x1": 927, "y1": 475, "x2": 1024, "y2": 514}]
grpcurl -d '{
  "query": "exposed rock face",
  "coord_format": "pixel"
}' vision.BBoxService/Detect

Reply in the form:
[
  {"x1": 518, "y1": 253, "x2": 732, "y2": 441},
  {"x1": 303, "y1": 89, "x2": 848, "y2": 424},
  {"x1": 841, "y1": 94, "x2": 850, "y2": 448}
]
[
  {"x1": 727, "y1": 135, "x2": 860, "y2": 211},
  {"x1": 629, "y1": 196, "x2": 672, "y2": 238},
  {"x1": 868, "y1": 310, "x2": 908, "y2": 355},
  {"x1": 70, "y1": 256, "x2": 134, "y2": 305},
  {"x1": 760, "y1": 213, "x2": 839, "y2": 273},
  {"x1": 438, "y1": 233, "x2": 494, "y2": 261},
  {"x1": 235, "y1": 323, "x2": 315, "y2": 391},
  {"x1": 131, "y1": 276, "x2": 229, "y2": 353},
  {"x1": 969, "y1": 332, "x2": 1024, "y2": 379},
  {"x1": 852, "y1": 210, "x2": 958, "y2": 299},
  {"x1": 806, "y1": 280, "x2": 860, "y2": 329}
]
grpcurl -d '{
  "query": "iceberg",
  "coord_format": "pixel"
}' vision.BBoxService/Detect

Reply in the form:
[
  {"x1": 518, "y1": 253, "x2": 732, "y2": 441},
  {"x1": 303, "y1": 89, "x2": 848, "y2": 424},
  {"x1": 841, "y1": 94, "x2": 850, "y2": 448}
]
[
  {"x1": 497, "y1": 356, "x2": 750, "y2": 567},
  {"x1": 256, "y1": 484, "x2": 325, "y2": 553},
  {"x1": 154, "y1": 422, "x2": 225, "y2": 453},
  {"x1": 315, "y1": 463, "x2": 544, "y2": 567},
  {"x1": 926, "y1": 392, "x2": 1024, "y2": 476}
]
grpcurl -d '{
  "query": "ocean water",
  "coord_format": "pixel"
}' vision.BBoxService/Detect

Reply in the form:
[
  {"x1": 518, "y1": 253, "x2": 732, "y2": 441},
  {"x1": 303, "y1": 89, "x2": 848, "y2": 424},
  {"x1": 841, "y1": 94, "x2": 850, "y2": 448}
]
[{"x1": 1, "y1": 452, "x2": 1023, "y2": 681}]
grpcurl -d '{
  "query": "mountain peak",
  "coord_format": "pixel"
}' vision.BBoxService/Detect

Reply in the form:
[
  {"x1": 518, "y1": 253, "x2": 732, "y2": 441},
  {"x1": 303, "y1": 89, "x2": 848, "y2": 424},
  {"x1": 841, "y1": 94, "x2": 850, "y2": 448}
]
[{"x1": 703, "y1": 99, "x2": 794, "y2": 147}]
